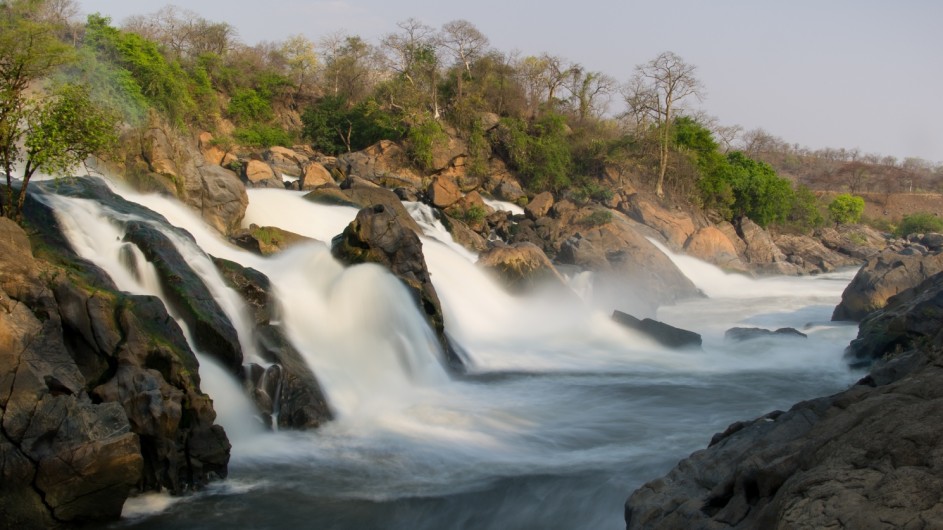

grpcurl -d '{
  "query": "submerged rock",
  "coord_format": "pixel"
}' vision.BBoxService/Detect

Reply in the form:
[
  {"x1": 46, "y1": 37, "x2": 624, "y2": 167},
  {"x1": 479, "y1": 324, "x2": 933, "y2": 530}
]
[
  {"x1": 612, "y1": 310, "x2": 702, "y2": 350},
  {"x1": 725, "y1": 327, "x2": 808, "y2": 341}
]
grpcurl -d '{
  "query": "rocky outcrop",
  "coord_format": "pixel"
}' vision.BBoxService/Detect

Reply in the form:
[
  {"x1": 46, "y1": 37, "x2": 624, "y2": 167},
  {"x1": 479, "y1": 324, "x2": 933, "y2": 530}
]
[
  {"x1": 736, "y1": 218, "x2": 799, "y2": 275},
  {"x1": 230, "y1": 225, "x2": 313, "y2": 256},
  {"x1": 427, "y1": 175, "x2": 462, "y2": 209},
  {"x1": 626, "y1": 196, "x2": 697, "y2": 250},
  {"x1": 832, "y1": 249, "x2": 943, "y2": 321},
  {"x1": 684, "y1": 226, "x2": 749, "y2": 272},
  {"x1": 477, "y1": 243, "x2": 570, "y2": 294},
  {"x1": 772, "y1": 233, "x2": 861, "y2": 274},
  {"x1": 131, "y1": 118, "x2": 248, "y2": 234},
  {"x1": 332, "y1": 205, "x2": 463, "y2": 371},
  {"x1": 335, "y1": 140, "x2": 423, "y2": 189},
  {"x1": 244, "y1": 159, "x2": 279, "y2": 187},
  {"x1": 524, "y1": 191, "x2": 554, "y2": 220},
  {"x1": 612, "y1": 311, "x2": 703, "y2": 349},
  {"x1": 2, "y1": 213, "x2": 231, "y2": 527},
  {"x1": 817, "y1": 224, "x2": 887, "y2": 261},
  {"x1": 305, "y1": 176, "x2": 424, "y2": 235},
  {"x1": 625, "y1": 267, "x2": 943, "y2": 530},
  {"x1": 212, "y1": 258, "x2": 332, "y2": 430}
]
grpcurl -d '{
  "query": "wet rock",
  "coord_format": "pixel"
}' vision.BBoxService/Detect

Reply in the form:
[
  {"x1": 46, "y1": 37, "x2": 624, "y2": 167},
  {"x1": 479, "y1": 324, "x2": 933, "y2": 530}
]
[
  {"x1": 725, "y1": 327, "x2": 808, "y2": 341},
  {"x1": 478, "y1": 243, "x2": 570, "y2": 294},
  {"x1": 626, "y1": 196, "x2": 696, "y2": 250},
  {"x1": 332, "y1": 205, "x2": 462, "y2": 371},
  {"x1": 612, "y1": 310, "x2": 702, "y2": 349},
  {"x1": 832, "y1": 249, "x2": 943, "y2": 322}
]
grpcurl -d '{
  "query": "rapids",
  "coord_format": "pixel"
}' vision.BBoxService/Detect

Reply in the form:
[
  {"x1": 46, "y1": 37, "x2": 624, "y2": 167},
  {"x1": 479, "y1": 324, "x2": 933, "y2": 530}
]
[{"x1": 35, "y1": 178, "x2": 862, "y2": 530}]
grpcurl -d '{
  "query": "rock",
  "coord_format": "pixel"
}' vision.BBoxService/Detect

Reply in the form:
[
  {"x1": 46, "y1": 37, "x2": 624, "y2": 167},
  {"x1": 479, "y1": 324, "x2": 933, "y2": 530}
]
[
  {"x1": 477, "y1": 243, "x2": 570, "y2": 294},
  {"x1": 303, "y1": 186, "x2": 360, "y2": 208},
  {"x1": 524, "y1": 191, "x2": 554, "y2": 220},
  {"x1": 197, "y1": 131, "x2": 237, "y2": 167},
  {"x1": 443, "y1": 215, "x2": 489, "y2": 253},
  {"x1": 0, "y1": 217, "x2": 37, "y2": 299},
  {"x1": 684, "y1": 226, "x2": 749, "y2": 272},
  {"x1": 482, "y1": 158, "x2": 526, "y2": 203},
  {"x1": 737, "y1": 218, "x2": 800, "y2": 275},
  {"x1": 340, "y1": 177, "x2": 423, "y2": 234},
  {"x1": 123, "y1": 221, "x2": 244, "y2": 373},
  {"x1": 625, "y1": 298, "x2": 943, "y2": 529},
  {"x1": 429, "y1": 132, "x2": 467, "y2": 172},
  {"x1": 198, "y1": 164, "x2": 249, "y2": 235},
  {"x1": 725, "y1": 327, "x2": 808, "y2": 341},
  {"x1": 832, "y1": 249, "x2": 943, "y2": 321},
  {"x1": 265, "y1": 146, "x2": 307, "y2": 177},
  {"x1": 301, "y1": 161, "x2": 336, "y2": 190},
  {"x1": 213, "y1": 258, "x2": 333, "y2": 430},
  {"x1": 612, "y1": 310, "x2": 702, "y2": 349},
  {"x1": 816, "y1": 224, "x2": 887, "y2": 261},
  {"x1": 427, "y1": 175, "x2": 462, "y2": 209},
  {"x1": 335, "y1": 140, "x2": 423, "y2": 189},
  {"x1": 921, "y1": 233, "x2": 943, "y2": 251},
  {"x1": 331, "y1": 205, "x2": 462, "y2": 371},
  {"x1": 845, "y1": 270, "x2": 943, "y2": 365},
  {"x1": 773, "y1": 233, "x2": 861, "y2": 274},
  {"x1": 240, "y1": 224, "x2": 313, "y2": 256},
  {"x1": 245, "y1": 159, "x2": 277, "y2": 185},
  {"x1": 626, "y1": 196, "x2": 697, "y2": 250},
  {"x1": 132, "y1": 118, "x2": 247, "y2": 235}
]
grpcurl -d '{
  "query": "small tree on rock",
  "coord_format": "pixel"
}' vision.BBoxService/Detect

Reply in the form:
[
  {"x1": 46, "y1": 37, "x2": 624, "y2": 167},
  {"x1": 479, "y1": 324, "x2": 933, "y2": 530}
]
[{"x1": 827, "y1": 193, "x2": 865, "y2": 226}]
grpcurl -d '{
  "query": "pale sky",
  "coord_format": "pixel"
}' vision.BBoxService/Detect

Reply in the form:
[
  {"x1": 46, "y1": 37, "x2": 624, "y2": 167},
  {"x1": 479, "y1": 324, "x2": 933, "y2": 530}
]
[{"x1": 79, "y1": 0, "x2": 943, "y2": 164}]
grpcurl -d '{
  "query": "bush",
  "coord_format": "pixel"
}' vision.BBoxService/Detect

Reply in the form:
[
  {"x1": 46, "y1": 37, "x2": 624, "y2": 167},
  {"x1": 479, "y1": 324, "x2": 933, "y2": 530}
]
[
  {"x1": 301, "y1": 96, "x2": 402, "y2": 155},
  {"x1": 407, "y1": 118, "x2": 447, "y2": 171},
  {"x1": 232, "y1": 124, "x2": 292, "y2": 148},
  {"x1": 897, "y1": 212, "x2": 943, "y2": 237},
  {"x1": 579, "y1": 209, "x2": 613, "y2": 227},
  {"x1": 462, "y1": 204, "x2": 487, "y2": 224},
  {"x1": 827, "y1": 194, "x2": 865, "y2": 225},
  {"x1": 497, "y1": 113, "x2": 573, "y2": 193},
  {"x1": 228, "y1": 88, "x2": 272, "y2": 124},
  {"x1": 786, "y1": 185, "x2": 825, "y2": 232}
]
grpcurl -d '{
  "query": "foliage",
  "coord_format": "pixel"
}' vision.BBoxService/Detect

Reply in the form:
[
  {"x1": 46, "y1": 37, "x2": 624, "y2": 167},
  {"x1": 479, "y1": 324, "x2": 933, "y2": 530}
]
[
  {"x1": 579, "y1": 208, "x2": 613, "y2": 227},
  {"x1": 84, "y1": 14, "x2": 196, "y2": 125},
  {"x1": 301, "y1": 96, "x2": 402, "y2": 155},
  {"x1": 724, "y1": 152, "x2": 795, "y2": 228},
  {"x1": 461, "y1": 204, "x2": 487, "y2": 224},
  {"x1": 786, "y1": 184, "x2": 825, "y2": 231},
  {"x1": 827, "y1": 193, "x2": 865, "y2": 225},
  {"x1": 4, "y1": 83, "x2": 119, "y2": 219},
  {"x1": 228, "y1": 88, "x2": 272, "y2": 124},
  {"x1": 897, "y1": 212, "x2": 943, "y2": 237},
  {"x1": 232, "y1": 123, "x2": 292, "y2": 148},
  {"x1": 406, "y1": 118, "x2": 447, "y2": 171},
  {"x1": 497, "y1": 113, "x2": 573, "y2": 193}
]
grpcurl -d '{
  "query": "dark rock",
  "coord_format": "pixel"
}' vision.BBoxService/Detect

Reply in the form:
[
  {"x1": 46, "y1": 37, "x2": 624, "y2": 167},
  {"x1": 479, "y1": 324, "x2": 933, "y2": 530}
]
[
  {"x1": 123, "y1": 221, "x2": 243, "y2": 373},
  {"x1": 832, "y1": 249, "x2": 943, "y2": 322},
  {"x1": 612, "y1": 310, "x2": 702, "y2": 349},
  {"x1": 725, "y1": 327, "x2": 808, "y2": 341},
  {"x1": 332, "y1": 205, "x2": 463, "y2": 371}
]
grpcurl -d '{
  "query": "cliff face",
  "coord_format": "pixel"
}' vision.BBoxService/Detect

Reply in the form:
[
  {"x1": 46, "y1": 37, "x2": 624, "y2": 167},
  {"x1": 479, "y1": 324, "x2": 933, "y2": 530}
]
[
  {"x1": 624, "y1": 258, "x2": 943, "y2": 529},
  {"x1": 0, "y1": 210, "x2": 230, "y2": 528}
]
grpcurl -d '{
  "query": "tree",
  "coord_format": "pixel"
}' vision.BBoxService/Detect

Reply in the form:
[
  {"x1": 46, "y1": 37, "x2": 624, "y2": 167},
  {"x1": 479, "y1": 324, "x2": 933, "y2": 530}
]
[
  {"x1": 827, "y1": 193, "x2": 865, "y2": 226},
  {"x1": 1, "y1": 0, "x2": 74, "y2": 218},
  {"x1": 625, "y1": 51, "x2": 702, "y2": 197},
  {"x1": 3, "y1": 84, "x2": 118, "y2": 220},
  {"x1": 280, "y1": 34, "x2": 317, "y2": 98},
  {"x1": 439, "y1": 19, "x2": 488, "y2": 99},
  {"x1": 565, "y1": 67, "x2": 615, "y2": 123}
]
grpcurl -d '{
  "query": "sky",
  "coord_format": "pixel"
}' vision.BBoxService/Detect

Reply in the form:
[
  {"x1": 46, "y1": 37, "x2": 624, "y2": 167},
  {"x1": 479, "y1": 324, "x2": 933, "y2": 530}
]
[{"x1": 78, "y1": 0, "x2": 943, "y2": 164}]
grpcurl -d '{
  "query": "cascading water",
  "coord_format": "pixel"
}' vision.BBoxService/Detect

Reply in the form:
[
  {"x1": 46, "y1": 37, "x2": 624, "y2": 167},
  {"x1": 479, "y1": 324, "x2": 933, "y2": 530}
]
[{"x1": 36, "y1": 179, "x2": 864, "y2": 529}]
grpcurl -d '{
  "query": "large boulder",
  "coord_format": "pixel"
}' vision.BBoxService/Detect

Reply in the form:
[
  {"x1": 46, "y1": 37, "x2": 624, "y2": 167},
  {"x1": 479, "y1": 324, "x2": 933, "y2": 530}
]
[
  {"x1": 265, "y1": 146, "x2": 307, "y2": 177},
  {"x1": 478, "y1": 243, "x2": 570, "y2": 294},
  {"x1": 335, "y1": 140, "x2": 423, "y2": 189},
  {"x1": 684, "y1": 226, "x2": 749, "y2": 272},
  {"x1": 244, "y1": 159, "x2": 279, "y2": 187},
  {"x1": 213, "y1": 258, "x2": 332, "y2": 430},
  {"x1": 845, "y1": 270, "x2": 943, "y2": 365},
  {"x1": 524, "y1": 191, "x2": 554, "y2": 220},
  {"x1": 612, "y1": 310, "x2": 702, "y2": 349},
  {"x1": 301, "y1": 161, "x2": 337, "y2": 190},
  {"x1": 626, "y1": 196, "x2": 697, "y2": 250},
  {"x1": 832, "y1": 249, "x2": 943, "y2": 321},
  {"x1": 133, "y1": 119, "x2": 247, "y2": 234},
  {"x1": 773, "y1": 233, "x2": 861, "y2": 274},
  {"x1": 427, "y1": 175, "x2": 462, "y2": 209},
  {"x1": 332, "y1": 205, "x2": 462, "y2": 371},
  {"x1": 304, "y1": 176, "x2": 424, "y2": 235},
  {"x1": 737, "y1": 218, "x2": 800, "y2": 275},
  {"x1": 817, "y1": 224, "x2": 887, "y2": 261}
]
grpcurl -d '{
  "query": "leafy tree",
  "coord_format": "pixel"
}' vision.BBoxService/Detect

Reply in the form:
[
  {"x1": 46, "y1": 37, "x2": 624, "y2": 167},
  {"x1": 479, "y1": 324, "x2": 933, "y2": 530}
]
[
  {"x1": 406, "y1": 118, "x2": 447, "y2": 171},
  {"x1": 301, "y1": 96, "x2": 402, "y2": 155},
  {"x1": 3, "y1": 83, "x2": 118, "y2": 220},
  {"x1": 725, "y1": 152, "x2": 794, "y2": 227},
  {"x1": 228, "y1": 88, "x2": 272, "y2": 123},
  {"x1": 497, "y1": 113, "x2": 573, "y2": 192},
  {"x1": 787, "y1": 184, "x2": 825, "y2": 231},
  {"x1": 897, "y1": 212, "x2": 943, "y2": 237},
  {"x1": 827, "y1": 193, "x2": 865, "y2": 226}
]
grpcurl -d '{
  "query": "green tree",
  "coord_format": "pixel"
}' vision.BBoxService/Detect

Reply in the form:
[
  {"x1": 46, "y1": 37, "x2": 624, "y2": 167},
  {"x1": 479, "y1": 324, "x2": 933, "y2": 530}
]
[
  {"x1": 827, "y1": 193, "x2": 865, "y2": 226},
  {"x1": 497, "y1": 113, "x2": 573, "y2": 192},
  {"x1": 301, "y1": 96, "x2": 402, "y2": 155},
  {"x1": 3, "y1": 83, "x2": 118, "y2": 220}
]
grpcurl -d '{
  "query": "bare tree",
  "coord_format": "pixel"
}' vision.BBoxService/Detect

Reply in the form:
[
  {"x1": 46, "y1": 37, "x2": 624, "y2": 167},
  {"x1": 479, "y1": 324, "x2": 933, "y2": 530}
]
[
  {"x1": 565, "y1": 66, "x2": 615, "y2": 122},
  {"x1": 439, "y1": 19, "x2": 488, "y2": 85},
  {"x1": 625, "y1": 51, "x2": 703, "y2": 197}
]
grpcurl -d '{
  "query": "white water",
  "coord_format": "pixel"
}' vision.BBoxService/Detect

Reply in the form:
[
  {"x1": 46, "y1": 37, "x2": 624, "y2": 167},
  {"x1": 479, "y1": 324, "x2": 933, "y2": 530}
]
[
  {"x1": 37, "y1": 180, "x2": 864, "y2": 530},
  {"x1": 482, "y1": 197, "x2": 525, "y2": 216}
]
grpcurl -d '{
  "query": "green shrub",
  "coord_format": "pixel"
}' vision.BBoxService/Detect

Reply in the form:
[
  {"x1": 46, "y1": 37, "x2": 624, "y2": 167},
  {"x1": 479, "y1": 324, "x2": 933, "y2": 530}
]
[
  {"x1": 233, "y1": 124, "x2": 292, "y2": 148},
  {"x1": 827, "y1": 194, "x2": 865, "y2": 225},
  {"x1": 462, "y1": 204, "x2": 487, "y2": 224},
  {"x1": 579, "y1": 209, "x2": 613, "y2": 227},
  {"x1": 407, "y1": 118, "x2": 447, "y2": 171},
  {"x1": 897, "y1": 212, "x2": 943, "y2": 237},
  {"x1": 498, "y1": 113, "x2": 573, "y2": 193},
  {"x1": 786, "y1": 185, "x2": 825, "y2": 231},
  {"x1": 228, "y1": 88, "x2": 272, "y2": 124}
]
